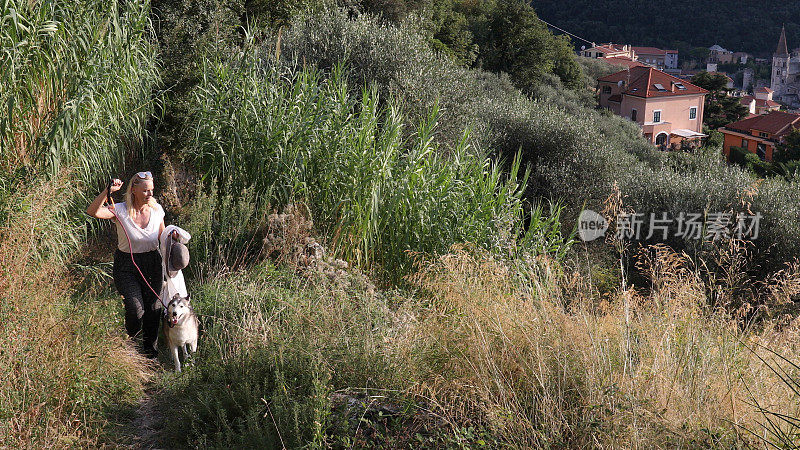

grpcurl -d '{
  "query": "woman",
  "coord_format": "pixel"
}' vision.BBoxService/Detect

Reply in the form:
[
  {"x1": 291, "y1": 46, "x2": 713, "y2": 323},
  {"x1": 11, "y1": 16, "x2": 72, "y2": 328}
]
[{"x1": 87, "y1": 171, "x2": 166, "y2": 358}]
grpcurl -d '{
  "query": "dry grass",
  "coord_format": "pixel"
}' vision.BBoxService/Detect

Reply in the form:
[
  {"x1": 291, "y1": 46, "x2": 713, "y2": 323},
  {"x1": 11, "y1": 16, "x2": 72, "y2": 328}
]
[
  {"x1": 155, "y1": 238, "x2": 800, "y2": 447},
  {"x1": 398, "y1": 245, "x2": 800, "y2": 447},
  {"x1": 0, "y1": 298, "x2": 151, "y2": 447},
  {"x1": 0, "y1": 176, "x2": 150, "y2": 448}
]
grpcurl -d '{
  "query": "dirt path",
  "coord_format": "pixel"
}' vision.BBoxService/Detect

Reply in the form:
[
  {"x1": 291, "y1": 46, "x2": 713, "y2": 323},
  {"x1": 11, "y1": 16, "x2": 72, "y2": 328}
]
[{"x1": 123, "y1": 386, "x2": 165, "y2": 449}]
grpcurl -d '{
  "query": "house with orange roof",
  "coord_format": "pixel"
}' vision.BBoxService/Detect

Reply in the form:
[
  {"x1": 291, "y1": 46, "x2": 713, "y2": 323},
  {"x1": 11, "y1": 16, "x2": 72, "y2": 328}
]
[
  {"x1": 581, "y1": 43, "x2": 636, "y2": 60},
  {"x1": 719, "y1": 111, "x2": 800, "y2": 161},
  {"x1": 581, "y1": 44, "x2": 679, "y2": 72},
  {"x1": 631, "y1": 46, "x2": 678, "y2": 70},
  {"x1": 740, "y1": 87, "x2": 781, "y2": 115},
  {"x1": 597, "y1": 66, "x2": 708, "y2": 147},
  {"x1": 580, "y1": 44, "x2": 643, "y2": 70}
]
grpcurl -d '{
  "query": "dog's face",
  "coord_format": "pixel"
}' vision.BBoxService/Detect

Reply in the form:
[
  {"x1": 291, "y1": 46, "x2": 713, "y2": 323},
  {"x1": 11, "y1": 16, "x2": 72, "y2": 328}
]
[{"x1": 166, "y1": 294, "x2": 191, "y2": 327}]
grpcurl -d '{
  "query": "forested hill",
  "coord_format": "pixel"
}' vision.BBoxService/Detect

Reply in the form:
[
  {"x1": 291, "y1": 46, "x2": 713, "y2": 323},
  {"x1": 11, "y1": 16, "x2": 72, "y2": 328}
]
[{"x1": 530, "y1": 0, "x2": 800, "y2": 56}]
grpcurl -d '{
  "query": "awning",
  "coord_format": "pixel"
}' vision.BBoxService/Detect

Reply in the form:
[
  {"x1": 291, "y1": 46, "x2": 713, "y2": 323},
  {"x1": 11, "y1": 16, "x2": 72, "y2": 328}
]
[{"x1": 671, "y1": 129, "x2": 707, "y2": 138}]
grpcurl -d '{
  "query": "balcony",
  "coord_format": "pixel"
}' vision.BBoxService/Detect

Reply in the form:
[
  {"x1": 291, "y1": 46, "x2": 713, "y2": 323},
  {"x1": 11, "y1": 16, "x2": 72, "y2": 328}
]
[{"x1": 641, "y1": 121, "x2": 672, "y2": 137}]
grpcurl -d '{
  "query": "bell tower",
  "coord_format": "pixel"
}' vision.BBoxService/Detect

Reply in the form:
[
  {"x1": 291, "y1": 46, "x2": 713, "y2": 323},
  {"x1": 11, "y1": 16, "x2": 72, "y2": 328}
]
[{"x1": 771, "y1": 25, "x2": 790, "y2": 98}]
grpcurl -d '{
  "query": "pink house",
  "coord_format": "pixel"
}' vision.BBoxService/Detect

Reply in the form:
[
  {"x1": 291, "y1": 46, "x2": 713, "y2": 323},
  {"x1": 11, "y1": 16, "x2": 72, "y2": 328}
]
[{"x1": 597, "y1": 66, "x2": 708, "y2": 147}]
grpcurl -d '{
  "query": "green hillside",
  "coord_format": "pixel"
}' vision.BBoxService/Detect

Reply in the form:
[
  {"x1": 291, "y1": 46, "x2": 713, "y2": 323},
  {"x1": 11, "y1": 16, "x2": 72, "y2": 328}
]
[
  {"x1": 3, "y1": 0, "x2": 800, "y2": 447},
  {"x1": 531, "y1": 0, "x2": 800, "y2": 55}
]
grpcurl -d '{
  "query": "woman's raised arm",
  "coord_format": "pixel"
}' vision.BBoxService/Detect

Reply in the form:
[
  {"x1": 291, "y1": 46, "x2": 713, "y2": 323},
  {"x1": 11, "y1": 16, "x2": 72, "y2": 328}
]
[{"x1": 87, "y1": 178, "x2": 122, "y2": 219}]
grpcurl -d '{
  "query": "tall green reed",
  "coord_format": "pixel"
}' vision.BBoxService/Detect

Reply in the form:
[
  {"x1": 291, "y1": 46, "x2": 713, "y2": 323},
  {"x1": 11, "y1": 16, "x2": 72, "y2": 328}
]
[
  {"x1": 187, "y1": 53, "x2": 569, "y2": 281},
  {"x1": 0, "y1": 0, "x2": 159, "y2": 239},
  {"x1": 0, "y1": 3, "x2": 159, "y2": 444}
]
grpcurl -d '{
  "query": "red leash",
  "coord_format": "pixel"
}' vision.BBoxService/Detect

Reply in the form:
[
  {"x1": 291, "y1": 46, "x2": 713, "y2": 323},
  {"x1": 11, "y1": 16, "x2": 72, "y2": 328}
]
[{"x1": 107, "y1": 195, "x2": 167, "y2": 309}]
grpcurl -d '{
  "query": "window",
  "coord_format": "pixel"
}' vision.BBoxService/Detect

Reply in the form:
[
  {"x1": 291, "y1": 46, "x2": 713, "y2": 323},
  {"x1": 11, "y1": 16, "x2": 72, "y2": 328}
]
[
  {"x1": 630, "y1": 109, "x2": 637, "y2": 121},
  {"x1": 757, "y1": 143, "x2": 767, "y2": 160},
  {"x1": 602, "y1": 86, "x2": 612, "y2": 94},
  {"x1": 741, "y1": 138, "x2": 749, "y2": 148},
  {"x1": 653, "y1": 110, "x2": 661, "y2": 123},
  {"x1": 674, "y1": 82, "x2": 687, "y2": 90},
  {"x1": 689, "y1": 107, "x2": 697, "y2": 120},
  {"x1": 759, "y1": 132, "x2": 769, "y2": 138},
  {"x1": 653, "y1": 83, "x2": 667, "y2": 92}
]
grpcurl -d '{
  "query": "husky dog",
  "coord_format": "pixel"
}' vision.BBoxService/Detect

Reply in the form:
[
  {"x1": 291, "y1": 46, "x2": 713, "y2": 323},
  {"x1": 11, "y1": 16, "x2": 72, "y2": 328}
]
[{"x1": 163, "y1": 294, "x2": 199, "y2": 372}]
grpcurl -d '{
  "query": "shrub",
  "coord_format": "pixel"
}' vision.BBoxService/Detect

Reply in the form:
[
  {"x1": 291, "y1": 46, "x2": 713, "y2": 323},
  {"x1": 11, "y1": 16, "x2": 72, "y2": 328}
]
[
  {"x1": 157, "y1": 267, "x2": 401, "y2": 447},
  {"x1": 270, "y1": 8, "x2": 800, "y2": 270},
  {"x1": 184, "y1": 55, "x2": 571, "y2": 281}
]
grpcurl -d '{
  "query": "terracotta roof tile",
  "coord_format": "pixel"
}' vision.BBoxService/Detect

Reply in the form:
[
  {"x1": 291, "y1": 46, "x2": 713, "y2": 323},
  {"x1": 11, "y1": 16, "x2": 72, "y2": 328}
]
[
  {"x1": 604, "y1": 56, "x2": 647, "y2": 69},
  {"x1": 594, "y1": 45, "x2": 621, "y2": 54},
  {"x1": 591, "y1": 43, "x2": 631, "y2": 54},
  {"x1": 597, "y1": 66, "x2": 708, "y2": 98},
  {"x1": 724, "y1": 111, "x2": 800, "y2": 136},
  {"x1": 740, "y1": 96, "x2": 778, "y2": 108},
  {"x1": 631, "y1": 46, "x2": 667, "y2": 55}
]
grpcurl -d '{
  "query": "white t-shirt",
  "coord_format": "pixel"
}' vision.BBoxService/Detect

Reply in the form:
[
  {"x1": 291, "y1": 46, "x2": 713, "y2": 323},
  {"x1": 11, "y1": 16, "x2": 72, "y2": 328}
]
[{"x1": 112, "y1": 201, "x2": 165, "y2": 253}]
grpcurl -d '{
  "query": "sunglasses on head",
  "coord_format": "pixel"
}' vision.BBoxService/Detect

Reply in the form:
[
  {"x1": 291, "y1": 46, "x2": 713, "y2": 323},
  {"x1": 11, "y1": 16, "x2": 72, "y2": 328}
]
[{"x1": 136, "y1": 171, "x2": 152, "y2": 179}]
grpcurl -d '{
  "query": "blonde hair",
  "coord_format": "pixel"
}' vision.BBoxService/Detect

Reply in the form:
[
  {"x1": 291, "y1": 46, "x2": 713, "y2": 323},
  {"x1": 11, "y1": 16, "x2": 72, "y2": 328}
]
[{"x1": 124, "y1": 172, "x2": 158, "y2": 217}]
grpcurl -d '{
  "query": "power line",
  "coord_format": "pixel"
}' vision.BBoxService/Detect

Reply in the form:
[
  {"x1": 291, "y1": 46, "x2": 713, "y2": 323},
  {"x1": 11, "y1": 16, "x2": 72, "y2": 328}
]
[{"x1": 536, "y1": 16, "x2": 595, "y2": 48}]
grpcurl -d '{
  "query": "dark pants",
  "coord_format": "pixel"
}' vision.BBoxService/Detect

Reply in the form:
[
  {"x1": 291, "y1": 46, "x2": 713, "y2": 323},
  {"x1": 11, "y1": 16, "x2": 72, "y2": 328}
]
[{"x1": 113, "y1": 250, "x2": 163, "y2": 354}]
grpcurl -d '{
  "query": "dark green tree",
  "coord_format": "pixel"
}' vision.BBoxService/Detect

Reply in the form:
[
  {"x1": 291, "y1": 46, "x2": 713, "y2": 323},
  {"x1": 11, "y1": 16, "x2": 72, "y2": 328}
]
[
  {"x1": 479, "y1": 0, "x2": 582, "y2": 92},
  {"x1": 344, "y1": 0, "x2": 585, "y2": 90},
  {"x1": 425, "y1": 0, "x2": 478, "y2": 65},
  {"x1": 691, "y1": 71, "x2": 748, "y2": 129},
  {"x1": 774, "y1": 128, "x2": 800, "y2": 163},
  {"x1": 355, "y1": 0, "x2": 428, "y2": 21},
  {"x1": 689, "y1": 47, "x2": 710, "y2": 63},
  {"x1": 244, "y1": 0, "x2": 326, "y2": 27},
  {"x1": 551, "y1": 33, "x2": 583, "y2": 87}
]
